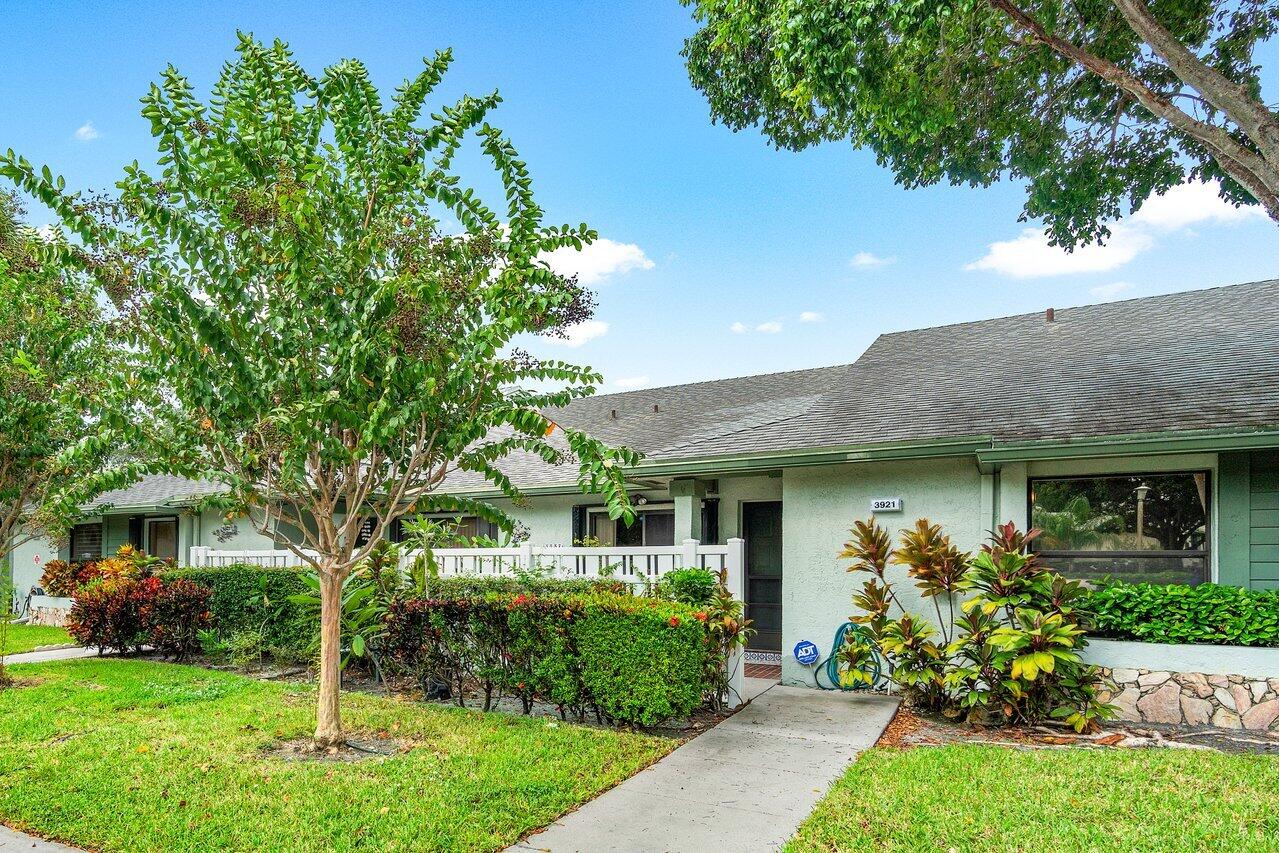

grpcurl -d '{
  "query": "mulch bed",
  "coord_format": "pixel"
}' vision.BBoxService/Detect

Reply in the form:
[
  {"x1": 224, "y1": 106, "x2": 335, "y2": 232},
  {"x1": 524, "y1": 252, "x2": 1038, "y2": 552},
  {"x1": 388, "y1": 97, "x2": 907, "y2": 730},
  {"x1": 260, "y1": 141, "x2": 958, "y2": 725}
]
[{"x1": 874, "y1": 704, "x2": 1279, "y2": 756}]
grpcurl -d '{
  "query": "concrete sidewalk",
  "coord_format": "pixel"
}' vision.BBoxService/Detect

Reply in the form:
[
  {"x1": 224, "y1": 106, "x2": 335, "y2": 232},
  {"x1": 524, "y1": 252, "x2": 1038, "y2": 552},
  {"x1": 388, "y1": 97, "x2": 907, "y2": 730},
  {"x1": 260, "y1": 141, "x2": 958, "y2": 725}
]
[
  {"x1": 1, "y1": 646, "x2": 97, "y2": 666},
  {"x1": 0, "y1": 825, "x2": 79, "y2": 852},
  {"x1": 512, "y1": 684, "x2": 899, "y2": 852}
]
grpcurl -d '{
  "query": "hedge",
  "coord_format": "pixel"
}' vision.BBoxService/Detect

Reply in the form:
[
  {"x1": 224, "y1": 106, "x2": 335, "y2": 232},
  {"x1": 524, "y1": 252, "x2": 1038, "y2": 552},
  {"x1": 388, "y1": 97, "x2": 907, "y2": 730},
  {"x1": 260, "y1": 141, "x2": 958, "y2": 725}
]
[
  {"x1": 1085, "y1": 580, "x2": 1279, "y2": 647},
  {"x1": 163, "y1": 564, "x2": 314, "y2": 657},
  {"x1": 383, "y1": 591, "x2": 711, "y2": 727}
]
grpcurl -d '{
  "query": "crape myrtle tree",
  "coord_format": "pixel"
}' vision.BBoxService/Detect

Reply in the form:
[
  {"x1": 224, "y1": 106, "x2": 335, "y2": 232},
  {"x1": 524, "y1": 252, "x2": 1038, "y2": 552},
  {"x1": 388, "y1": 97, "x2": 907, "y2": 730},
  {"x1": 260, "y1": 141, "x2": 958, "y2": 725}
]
[
  {"x1": 0, "y1": 191, "x2": 121, "y2": 575},
  {"x1": 2, "y1": 35, "x2": 636, "y2": 748},
  {"x1": 682, "y1": 0, "x2": 1279, "y2": 247}
]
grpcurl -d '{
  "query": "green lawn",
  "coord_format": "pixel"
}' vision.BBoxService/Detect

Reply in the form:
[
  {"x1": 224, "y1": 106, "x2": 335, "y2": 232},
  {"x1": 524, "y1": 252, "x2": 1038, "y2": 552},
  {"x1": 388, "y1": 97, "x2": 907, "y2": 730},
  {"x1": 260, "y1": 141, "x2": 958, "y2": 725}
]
[
  {"x1": 788, "y1": 744, "x2": 1279, "y2": 852},
  {"x1": 0, "y1": 659, "x2": 672, "y2": 851},
  {"x1": 0, "y1": 622, "x2": 72, "y2": 656}
]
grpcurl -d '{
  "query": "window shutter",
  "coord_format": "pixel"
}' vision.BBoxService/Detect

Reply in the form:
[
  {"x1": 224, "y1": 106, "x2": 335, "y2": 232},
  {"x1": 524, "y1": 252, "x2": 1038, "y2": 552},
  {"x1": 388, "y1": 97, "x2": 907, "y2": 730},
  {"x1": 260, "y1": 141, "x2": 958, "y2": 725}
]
[
  {"x1": 702, "y1": 498, "x2": 720, "y2": 545},
  {"x1": 128, "y1": 515, "x2": 143, "y2": 549},
  {"x1": 571, "y1": 505, "x2": 588, "y2": 544}
]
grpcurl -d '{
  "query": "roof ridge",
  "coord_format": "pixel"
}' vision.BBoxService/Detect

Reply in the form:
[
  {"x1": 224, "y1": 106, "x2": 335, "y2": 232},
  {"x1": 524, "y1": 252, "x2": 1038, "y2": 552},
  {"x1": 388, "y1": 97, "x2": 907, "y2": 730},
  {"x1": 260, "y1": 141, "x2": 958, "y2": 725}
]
[
  {"x1": 584, "y1": 361, "x2": 854, "y2": 401},
  {"x1": 872, "y1": 277, "x2": 1279, "y2": 341}
]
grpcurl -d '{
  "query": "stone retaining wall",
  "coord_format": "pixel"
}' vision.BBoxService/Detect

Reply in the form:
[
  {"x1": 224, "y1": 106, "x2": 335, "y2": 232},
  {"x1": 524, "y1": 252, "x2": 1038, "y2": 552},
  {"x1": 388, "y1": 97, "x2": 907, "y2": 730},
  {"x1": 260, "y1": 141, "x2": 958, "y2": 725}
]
[
  {"x1": 1098, "y1": 667, "x2": 1279, "y2": 731},
  {"x1": 26, "y1": 595, "x2": 73, "y2": 628}
]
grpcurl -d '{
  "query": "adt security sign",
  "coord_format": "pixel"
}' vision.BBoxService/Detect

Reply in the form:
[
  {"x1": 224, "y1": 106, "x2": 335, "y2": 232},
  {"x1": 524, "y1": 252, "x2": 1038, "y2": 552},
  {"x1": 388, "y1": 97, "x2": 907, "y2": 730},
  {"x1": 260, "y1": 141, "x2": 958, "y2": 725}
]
[{"x1": 793, "y1": 640, "x2": 820, "y2": 666}]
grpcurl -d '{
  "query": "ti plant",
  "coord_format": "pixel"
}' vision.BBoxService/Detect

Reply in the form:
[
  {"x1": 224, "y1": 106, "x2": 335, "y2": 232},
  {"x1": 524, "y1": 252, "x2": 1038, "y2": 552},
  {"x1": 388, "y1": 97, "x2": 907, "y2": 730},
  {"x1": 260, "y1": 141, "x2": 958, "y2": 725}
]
[{"x1": 841, "y1": 517, "x2": 1115, "y2": 731}]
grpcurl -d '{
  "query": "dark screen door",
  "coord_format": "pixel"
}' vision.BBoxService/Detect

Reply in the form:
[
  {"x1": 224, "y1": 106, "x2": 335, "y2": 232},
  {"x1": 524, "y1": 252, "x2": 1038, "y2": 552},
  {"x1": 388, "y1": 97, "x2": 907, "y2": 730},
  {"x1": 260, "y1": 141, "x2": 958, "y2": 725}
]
[{"x1": 743, "y1": 501, "x2": 782, "y2": 652}]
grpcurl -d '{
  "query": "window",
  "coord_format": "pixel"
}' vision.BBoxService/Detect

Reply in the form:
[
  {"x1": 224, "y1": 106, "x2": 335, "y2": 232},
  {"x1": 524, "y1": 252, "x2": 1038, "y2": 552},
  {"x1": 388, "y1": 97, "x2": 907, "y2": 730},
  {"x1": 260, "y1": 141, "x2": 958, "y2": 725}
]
[
  {"x1": 1029, "y1": 472, "x2": 1210, "y2": 585},
  {"x1": 69, "y1": 523, "x2": 103, "y2": 562},
  {"x1": 589, "y1": 508, "x2": 676, "y2": 546}
]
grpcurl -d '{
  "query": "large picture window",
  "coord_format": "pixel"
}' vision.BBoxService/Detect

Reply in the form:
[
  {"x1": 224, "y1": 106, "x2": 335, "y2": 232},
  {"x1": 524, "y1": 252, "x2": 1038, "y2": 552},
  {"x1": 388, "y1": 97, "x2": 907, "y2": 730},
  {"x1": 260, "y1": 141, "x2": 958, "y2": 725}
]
[{"x1": 1028, "y1": 472, "x2": 1210, "y2": 586}]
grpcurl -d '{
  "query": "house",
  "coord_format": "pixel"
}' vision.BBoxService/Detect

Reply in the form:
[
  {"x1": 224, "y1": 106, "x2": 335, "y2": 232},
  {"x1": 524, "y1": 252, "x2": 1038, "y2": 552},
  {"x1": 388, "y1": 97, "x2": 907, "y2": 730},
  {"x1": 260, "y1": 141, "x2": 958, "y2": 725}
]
[{"x1": 10, "y1": 279, "x2": 1279, "y2": 684}]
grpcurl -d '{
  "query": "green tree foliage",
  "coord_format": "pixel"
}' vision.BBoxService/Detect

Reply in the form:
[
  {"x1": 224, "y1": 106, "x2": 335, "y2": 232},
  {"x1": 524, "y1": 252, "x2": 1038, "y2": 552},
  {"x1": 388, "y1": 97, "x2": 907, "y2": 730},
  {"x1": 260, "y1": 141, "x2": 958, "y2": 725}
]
[
  {"x1": 0, "y1": 192, "x2": 120, "y2": 568},
  {"x1": 2, "y1": 35, "x2": 635, "y2": 746},
  {"x1": 682, "y1": 0, "x2": 1279, "y2": 246}
]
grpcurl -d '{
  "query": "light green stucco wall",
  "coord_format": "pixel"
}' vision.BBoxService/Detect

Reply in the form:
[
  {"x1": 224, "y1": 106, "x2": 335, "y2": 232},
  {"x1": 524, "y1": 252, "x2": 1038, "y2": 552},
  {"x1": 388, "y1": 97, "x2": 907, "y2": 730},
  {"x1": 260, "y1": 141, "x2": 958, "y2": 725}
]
[
  {"x1": 779, "y1": 456, "x2": 986, "y2": 686},
  {"x1": 717, "y1": 474, "x2": 783, "y2": 541}
]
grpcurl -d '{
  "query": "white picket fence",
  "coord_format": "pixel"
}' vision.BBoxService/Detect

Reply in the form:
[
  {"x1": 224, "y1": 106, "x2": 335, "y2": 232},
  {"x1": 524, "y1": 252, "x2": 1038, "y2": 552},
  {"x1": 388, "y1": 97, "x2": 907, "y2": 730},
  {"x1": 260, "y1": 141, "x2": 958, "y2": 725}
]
[{"x1": 188, "y1": 538, "x2": 748, "y2": 707}]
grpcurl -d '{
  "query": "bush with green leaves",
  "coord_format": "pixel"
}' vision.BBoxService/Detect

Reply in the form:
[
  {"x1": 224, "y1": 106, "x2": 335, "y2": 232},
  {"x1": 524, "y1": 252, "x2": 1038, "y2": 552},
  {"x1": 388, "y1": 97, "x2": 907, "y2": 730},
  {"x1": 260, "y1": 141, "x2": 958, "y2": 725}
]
[
  {"x1": 842, "y1": 519, "x2": 1114, "y2": 732},
  {"x1": 383, "y1": 590, "x2": 711, "y2": 727},
  {"x1": 654, "y1": 567, "x2": 717, "y2": 606},
  {"x1": 1085, "y1": 580, "x2": 1279, "y2": 647},
  {"x1": 163, "y1": 564, "x2": 313, "y2": 659}
]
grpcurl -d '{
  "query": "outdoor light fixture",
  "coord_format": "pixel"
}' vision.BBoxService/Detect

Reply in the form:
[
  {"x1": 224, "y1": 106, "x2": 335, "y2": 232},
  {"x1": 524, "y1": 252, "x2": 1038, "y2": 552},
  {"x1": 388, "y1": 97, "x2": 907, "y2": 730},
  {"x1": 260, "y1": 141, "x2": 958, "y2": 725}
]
[{"x1": 636, "y1": 496, "x2": 648, "y2": 506}]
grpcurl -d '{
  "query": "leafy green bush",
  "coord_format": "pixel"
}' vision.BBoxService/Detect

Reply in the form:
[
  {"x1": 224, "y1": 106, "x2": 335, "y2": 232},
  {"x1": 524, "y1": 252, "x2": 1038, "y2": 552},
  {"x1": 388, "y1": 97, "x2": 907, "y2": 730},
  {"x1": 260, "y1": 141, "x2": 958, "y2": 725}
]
[
  {"x1": 1085, "y1": 580, "x2": 1279, "y2": 647},
  {"x1": 68, "y1": 575, "x2": 212, "y2": 658},
  {"x1": 842, "y1": 519, "x2": 1114, "y2": 732},
  {"x1": 383, "y1": 591, "x2": 712, "y2": 727},
  {"x1": 163, "y1": 564, "x2": 314, "y2": 658},
  {"x1": 654, "y1": 567, "x2": 717, "y2": 605}
]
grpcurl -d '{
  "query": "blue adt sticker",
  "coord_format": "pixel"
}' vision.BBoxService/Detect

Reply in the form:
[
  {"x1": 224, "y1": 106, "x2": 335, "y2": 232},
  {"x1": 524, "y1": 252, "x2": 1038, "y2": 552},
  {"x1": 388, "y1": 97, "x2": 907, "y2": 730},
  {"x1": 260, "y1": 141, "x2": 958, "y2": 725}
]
[{"x1": 793, "y1": 640, "x2": 820, "y2": 666}]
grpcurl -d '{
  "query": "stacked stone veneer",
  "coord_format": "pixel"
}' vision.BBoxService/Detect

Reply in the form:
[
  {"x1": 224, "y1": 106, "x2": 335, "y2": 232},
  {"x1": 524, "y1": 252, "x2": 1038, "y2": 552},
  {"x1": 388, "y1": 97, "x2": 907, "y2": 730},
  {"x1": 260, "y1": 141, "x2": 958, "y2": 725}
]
[
  {"x1": 1099, "y1": 667, "x2": 1279, "y2": 731},
  {"x1": 27, "y1": 596, "x2": 72, "y2": 628}
]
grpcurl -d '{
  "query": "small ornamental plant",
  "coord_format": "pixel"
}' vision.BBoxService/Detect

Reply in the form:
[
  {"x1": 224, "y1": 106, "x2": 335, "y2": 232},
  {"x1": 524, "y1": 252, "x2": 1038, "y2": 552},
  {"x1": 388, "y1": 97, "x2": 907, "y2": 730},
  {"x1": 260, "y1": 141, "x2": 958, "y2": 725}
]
[{"x1": 841, "y1": 519, "x2": 1115, "y2": 732}]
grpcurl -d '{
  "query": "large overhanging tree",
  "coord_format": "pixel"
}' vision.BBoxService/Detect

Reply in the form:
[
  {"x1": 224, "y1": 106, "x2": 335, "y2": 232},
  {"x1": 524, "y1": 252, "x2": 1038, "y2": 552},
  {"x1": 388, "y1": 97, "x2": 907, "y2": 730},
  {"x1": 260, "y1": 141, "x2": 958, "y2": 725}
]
[
  {"x1": 0, "y1": 191, "x2": 119, "y2": 575},
  {"x1": 683, "y1": 0, "x2": 1279, "y2": 247},
  {"x1": 2, "y1": 35, "x2": 636, "y2": 747}
]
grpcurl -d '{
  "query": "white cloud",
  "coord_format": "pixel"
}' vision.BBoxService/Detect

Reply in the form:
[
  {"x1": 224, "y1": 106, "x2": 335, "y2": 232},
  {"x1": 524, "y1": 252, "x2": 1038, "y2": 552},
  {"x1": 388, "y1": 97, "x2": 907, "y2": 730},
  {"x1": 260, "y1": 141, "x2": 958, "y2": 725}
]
[
  {"x1": 541, "y1": 238, "x2": 654, "y2": 285},
  {"x1": 73, "y1": 121, "x2": 100, "y2": 142},
  {"x1": 730, "y1": 322, "x2": 748, "y2": 334},
  {"x1": 799, "y1": 311, "x2": 825, "y2": 323},
  {"x1": 613, "y1": 375, "x2": 650, "y2": 390},
  {"x1": 967, "y1": 181, "x2": 1263, "y2": 279},
  {"x1": 850, "y1": 251, "x2": 895, "y2": 269},
  {"x1": 755, "y1": 321, "x2": 783, "y2": 334},
  {"x1": 1131, "y1": 181, "x2": 1265, "y2": 230},
  {"x1": 543, "y1": 319, "x2": 608, "y2": 348},
  {"x1": 1089, "y1": 281, "x2": 1135, "y2": 299},
  {"x1": 965, "y1": 225, "x2": 1153, "y2": 278}
]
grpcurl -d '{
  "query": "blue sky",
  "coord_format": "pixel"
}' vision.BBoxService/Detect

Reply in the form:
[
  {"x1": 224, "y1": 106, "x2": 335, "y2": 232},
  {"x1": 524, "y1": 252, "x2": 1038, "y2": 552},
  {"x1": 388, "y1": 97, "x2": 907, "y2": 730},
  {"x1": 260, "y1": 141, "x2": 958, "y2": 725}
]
[{"x1": 4, "y1": 1, "x2": 1278, "y2": 393}]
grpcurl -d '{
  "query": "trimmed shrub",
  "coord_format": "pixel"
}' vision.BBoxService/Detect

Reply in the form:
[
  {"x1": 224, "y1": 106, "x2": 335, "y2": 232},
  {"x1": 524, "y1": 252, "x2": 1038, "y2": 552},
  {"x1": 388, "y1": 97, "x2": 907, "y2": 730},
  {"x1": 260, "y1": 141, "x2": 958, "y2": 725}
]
[
  {"x1": 571, "y1": 594, "x2": 709, "y2": 726},
  {"x1": 163, "y1": 564, "x2": 314, "y2": 657},
  {"x1": 67, "y1": 577, "x2": 161, "y2": 653},
  {"x1": 383, "y1": 591, "x2": 712, "y2": 727},
  {"x1": 1086, "y1": 580, "x2": 1279, "y2": 647},
  {"x1": 67, "y1": 575, "x2": 215, "y2": 657},
  {"x1": 149, "y1": 578, "x2": 213, "y2": 659}
]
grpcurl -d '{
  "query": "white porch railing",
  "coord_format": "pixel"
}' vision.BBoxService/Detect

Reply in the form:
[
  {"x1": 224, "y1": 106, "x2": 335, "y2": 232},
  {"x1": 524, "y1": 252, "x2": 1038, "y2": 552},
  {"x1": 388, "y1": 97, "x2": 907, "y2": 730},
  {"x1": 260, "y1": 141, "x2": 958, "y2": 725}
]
[{"x1": 188, "y1": 538, "x2": 748, "y2": 707}]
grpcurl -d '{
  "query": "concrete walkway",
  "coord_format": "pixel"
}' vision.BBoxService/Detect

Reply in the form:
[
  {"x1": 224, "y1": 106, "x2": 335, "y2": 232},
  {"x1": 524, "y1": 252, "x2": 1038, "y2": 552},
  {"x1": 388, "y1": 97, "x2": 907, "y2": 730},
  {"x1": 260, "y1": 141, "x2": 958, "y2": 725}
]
[
  {"x1": 1, "y1": 646, "x2": 96, "y2": 666},
  {"x1": 512, "y1": 684, "x2": 899, "y2": 852},
  {"x1": 0, "y1": 825, "x2": 78, "y2": 852}
]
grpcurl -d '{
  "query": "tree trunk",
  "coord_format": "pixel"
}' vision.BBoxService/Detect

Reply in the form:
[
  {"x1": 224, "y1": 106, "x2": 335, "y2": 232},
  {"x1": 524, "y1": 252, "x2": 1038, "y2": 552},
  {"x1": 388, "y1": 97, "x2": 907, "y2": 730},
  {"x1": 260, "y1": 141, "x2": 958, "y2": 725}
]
[{"x1": 313, "y1": 569, "x2": 344, "y2": 749}]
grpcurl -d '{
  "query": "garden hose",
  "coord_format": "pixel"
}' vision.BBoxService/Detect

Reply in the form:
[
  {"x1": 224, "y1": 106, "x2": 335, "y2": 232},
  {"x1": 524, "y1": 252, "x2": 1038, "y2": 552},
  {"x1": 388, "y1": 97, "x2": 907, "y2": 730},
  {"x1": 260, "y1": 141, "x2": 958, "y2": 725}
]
[{"x1": 811, "y1": 621, "x2": 882, "y2": 691}]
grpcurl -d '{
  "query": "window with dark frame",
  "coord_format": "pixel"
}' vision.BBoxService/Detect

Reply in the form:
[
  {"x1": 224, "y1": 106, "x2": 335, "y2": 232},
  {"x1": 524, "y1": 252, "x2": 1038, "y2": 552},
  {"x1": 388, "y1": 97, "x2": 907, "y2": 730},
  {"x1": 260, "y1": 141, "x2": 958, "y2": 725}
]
[
  {"x1": 69, "y1": 522, "x2": 104, "y2": 562},
  {"x1": 588, "y1": 508, "x2": 676, "y2": 547},
  {"x1": 1028, "y1": 471, "x2": 1211, "y2": 586}
]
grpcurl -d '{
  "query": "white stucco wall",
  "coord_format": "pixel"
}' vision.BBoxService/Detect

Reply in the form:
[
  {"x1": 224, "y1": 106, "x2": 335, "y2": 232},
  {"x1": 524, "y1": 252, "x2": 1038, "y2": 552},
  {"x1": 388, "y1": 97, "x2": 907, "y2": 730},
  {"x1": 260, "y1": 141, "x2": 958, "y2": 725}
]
[
  {"x1": 779, "y1": 457, "x2": 986, "y2": 685},
  {"x1": 717, "y1": 475, "x2": 783, "y2": 541}
]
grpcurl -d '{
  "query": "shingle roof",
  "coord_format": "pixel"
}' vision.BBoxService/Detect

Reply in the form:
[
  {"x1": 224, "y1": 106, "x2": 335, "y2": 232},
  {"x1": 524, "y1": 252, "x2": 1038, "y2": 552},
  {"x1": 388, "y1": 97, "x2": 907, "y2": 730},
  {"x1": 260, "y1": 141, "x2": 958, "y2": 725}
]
[
  {"x1": 88, "y1": 474, "x2": 225, "y2": 511},
  {"x1": 471, "y1": 279, "x2": 1279, "y2": 488}
]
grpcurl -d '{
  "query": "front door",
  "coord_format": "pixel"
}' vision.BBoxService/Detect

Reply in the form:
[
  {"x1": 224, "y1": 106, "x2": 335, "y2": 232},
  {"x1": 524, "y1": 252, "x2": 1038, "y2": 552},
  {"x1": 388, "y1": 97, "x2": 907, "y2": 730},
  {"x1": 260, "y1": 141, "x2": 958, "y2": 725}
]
[
  {"x1": 743, "y1": 501, "x2": 782, "y2": 653},
  {"x1": 147, "y1": 518, "x2": 178, "y2": 562}
]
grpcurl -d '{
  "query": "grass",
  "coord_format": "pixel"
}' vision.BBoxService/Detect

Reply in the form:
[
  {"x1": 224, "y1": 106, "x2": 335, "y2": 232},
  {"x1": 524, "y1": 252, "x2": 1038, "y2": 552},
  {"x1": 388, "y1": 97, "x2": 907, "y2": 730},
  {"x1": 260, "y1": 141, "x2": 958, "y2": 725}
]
[
  {"x1": 0, "y1": 658, "x2": 673, "y2": 851},
  {"x1": 0, "y1": 622, "x2": 72, "y2": 656},
  {"x1": 788, "y1": 744, "x2": 1279, "y2": 852}
]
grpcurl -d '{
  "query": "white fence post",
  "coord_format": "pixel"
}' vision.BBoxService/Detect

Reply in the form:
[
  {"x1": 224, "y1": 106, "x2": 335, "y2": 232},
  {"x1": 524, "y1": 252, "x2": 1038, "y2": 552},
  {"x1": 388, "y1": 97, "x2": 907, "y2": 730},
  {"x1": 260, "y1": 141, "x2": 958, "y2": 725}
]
[
  {"x1": 188, "y1": 546, "x2": 209, "y2": 568},
  {"x1": 724, "y1": 537, "x2": 747, "y2": 709},
  {"x1": 518, "y1": 541, "x2": 534, "y2": 574},
  {"x1": 681, "y1": 538, "x2": 699, "y2": 570}
]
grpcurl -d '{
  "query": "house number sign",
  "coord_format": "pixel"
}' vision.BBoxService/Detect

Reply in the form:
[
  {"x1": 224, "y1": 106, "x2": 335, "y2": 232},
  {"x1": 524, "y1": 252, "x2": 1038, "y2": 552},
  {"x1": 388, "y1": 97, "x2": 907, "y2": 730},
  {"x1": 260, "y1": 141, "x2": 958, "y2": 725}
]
[{"x1": 870, "y1": 497, "x2": 903, "y2": 513}]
